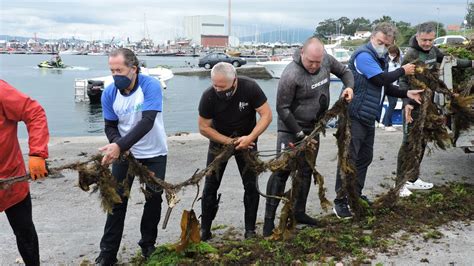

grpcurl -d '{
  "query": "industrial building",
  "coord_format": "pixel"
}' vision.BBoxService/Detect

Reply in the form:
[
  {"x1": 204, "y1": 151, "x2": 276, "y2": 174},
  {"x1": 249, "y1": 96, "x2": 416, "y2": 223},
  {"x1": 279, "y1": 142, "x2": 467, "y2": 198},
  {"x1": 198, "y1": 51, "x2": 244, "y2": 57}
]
[{"x1": 183, "y1": 15, "x2": 228, "y2": 47}]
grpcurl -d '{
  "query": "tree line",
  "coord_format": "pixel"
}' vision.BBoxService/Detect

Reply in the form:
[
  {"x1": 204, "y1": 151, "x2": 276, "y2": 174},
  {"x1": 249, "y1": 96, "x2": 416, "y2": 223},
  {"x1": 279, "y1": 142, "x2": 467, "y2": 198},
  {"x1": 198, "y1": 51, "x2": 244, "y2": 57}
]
[{"x1": 314, "y1": 15, "x2": 448, "y2": 46}]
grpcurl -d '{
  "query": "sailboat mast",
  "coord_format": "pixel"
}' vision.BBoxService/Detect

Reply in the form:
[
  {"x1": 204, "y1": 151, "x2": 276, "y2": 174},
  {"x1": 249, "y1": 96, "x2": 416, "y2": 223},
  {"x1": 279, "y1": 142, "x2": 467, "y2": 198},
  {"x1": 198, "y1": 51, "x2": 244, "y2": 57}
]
[{"x1": 228, "y1": 0, "x2": 231, "y2": 41}]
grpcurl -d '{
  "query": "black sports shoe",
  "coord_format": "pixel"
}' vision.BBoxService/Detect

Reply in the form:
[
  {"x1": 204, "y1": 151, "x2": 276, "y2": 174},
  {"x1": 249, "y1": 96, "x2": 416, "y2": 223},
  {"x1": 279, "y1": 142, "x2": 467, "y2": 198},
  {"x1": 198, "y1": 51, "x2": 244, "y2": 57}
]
[
  {"x1": 142, "y1": 246, "x2": 156, "y2": 259},
  {"x1": 201, "y1": 230, "x2": 212, "y2": 242},
  {"x1": 294, "y1": 212, "x2": 318, "y2": 226},
  {"x1": 262, "y1": 218, "x2": 275, "y2": 237},
  {"x1": 244, "y1": 230, "x2": 257, "y2": 239},
  {"x1": 333, "y1": 198, "x2": 352, "y2": 219},
  {"x1": 95, "y1": 254, "x2": 117, "y2": 266},
  {"x1": 359, "y1": 195, "x2": 373, "y2": 206}
]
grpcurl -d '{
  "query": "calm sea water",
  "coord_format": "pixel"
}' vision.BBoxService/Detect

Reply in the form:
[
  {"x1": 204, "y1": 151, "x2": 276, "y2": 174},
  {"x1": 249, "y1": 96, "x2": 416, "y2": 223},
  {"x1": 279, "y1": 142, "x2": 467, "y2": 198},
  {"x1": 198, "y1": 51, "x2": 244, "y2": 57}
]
[{"x1": 0, "y1": 54, "x2": 343, "y2": 138}]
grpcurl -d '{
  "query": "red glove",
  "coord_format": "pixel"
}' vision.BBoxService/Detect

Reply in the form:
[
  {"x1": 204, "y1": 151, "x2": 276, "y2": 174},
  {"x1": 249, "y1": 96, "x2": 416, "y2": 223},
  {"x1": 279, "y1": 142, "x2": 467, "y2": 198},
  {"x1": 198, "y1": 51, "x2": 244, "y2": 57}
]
[{"x1": 29, "y1": 156, "x2": 48, "y2": 180}]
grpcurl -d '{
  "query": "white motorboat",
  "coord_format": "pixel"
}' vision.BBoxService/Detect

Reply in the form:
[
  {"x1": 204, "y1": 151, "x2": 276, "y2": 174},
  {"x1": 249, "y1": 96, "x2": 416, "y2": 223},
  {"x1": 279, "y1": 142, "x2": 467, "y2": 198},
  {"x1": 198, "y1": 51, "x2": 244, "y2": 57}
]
[
  {"x1": 255, "y1": 57, "x2": 292, "y2": 78},
  {"x1": 75, "y1": 67, "x2": 174, "y2": 103},
  {"x1": 59, "y1": 50, "x2": 83, "y2": 55},
  {"x1": 256, "y1": 40, "x2": 351, "y2": 79},
  {"x1": 256, "y1": 54, "x2": 345, "y2": 81},
  {"x1": 87, "y1": 52, "x2": 108, "y2": 56},
  {"x1": 326, "y1": 47, "x2": 351, "y2": 64}
]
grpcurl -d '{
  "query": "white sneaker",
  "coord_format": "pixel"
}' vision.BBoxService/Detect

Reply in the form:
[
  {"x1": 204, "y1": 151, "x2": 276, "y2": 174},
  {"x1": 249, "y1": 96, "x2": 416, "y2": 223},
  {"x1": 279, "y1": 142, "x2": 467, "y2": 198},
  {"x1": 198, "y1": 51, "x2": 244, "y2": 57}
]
[
  {"x1": 399, "y1": 185, "x2": 413, "y2": 197},
  {"x1": 385, "y1": 126, "x2": 397, "y2": 132},
  {"x1": 405, "y1": 178, "x2": 434, "y2": 190},
  {"x1": 379, "y1": 123, "x2": 385, "y2": 129}
]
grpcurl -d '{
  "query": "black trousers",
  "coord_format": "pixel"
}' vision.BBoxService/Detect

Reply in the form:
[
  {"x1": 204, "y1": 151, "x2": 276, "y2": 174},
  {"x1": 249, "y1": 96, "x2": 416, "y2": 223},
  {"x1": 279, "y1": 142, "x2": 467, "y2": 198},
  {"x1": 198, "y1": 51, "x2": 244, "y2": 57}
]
[
  {"x1": 335, "y1": 118, "x2": 375, "y2": 198},
  {"x1": 201, "y1": 142, "x2": 259, "y2": 232},
  {"x1": 98, "y1": 155, "x2": 167, "y2": 259},
  {"x1": 264, "y1": 131, "x2": 319, "y2": 220},
  {"x1": 5, "y1": 193, "x2": 39, "y2": 266}
]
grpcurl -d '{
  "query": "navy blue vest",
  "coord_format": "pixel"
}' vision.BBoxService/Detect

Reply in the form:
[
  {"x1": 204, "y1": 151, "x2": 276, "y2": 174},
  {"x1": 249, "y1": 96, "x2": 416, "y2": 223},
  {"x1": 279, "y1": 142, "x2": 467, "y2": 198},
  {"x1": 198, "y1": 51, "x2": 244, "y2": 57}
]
[{"x1": 348, "y1": 43, "x2": 388, "y2": 126}]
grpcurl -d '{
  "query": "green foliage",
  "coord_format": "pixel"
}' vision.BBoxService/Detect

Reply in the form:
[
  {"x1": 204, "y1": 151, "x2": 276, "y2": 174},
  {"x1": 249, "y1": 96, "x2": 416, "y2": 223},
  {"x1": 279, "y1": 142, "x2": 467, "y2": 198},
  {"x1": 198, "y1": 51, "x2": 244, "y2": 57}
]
[
  {"x1": 223, "y1": 248, "x2": 252, "y2": 262},
  {"x1": 428, "y1": 192, "x2": 445, "y2": 204},
  {"x1": 132, "y1": 183, "x2": 473, "y2": 265},
  {"x1": 146, "y1": 245, "x2": 182, "y2": 266},
  {"x1": 397, "y1": 24, "x2": 416, "y2": 46},
  {"x1": 360, "y1": 235, "x2": 375, "y2": 247},
  {"x1": 293, "y1": 227, "x2": 323, "y2": 250},
  {"x1": 342, "y1": 39, "x2": 367, "y2": 48},
  {"x1": 129, "y1": 250, "x2": 146, "y2": 265},
  {"x1": 211, "y1": 224, "x2": 228, "y2": 230},
  {"x1": 313, "y1": 15, "x2": 439, "y2": 47},
  {"x1": 453, "y1": 183, "x2": 468, "y2": 197},
  {"x1": 146, "y1": 242, "x2": 217, "y2": 266},
  {"x1": 466, "y1": 2, "x2": 474, "y2": 27},
  {"x1": 372, "y1": 15, "x2": 393, "y2": 25},
  {"x1": 423, "y1": 229, "x2": 444, "y2": 240},
  {"x1": 441, "y1": 45, "x2": 474, "y2": 60}
]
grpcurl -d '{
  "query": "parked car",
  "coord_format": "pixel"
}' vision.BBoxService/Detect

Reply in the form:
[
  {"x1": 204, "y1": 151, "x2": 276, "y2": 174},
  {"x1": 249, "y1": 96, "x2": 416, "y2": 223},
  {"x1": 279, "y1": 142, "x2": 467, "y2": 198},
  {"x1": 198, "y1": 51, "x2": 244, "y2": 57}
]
[
  {"x1": 433, "y1": 35, "x2": 468, "y2": 46},
  {"x1": 198, "y1": 52, "x2": 247, "y2": 69}
]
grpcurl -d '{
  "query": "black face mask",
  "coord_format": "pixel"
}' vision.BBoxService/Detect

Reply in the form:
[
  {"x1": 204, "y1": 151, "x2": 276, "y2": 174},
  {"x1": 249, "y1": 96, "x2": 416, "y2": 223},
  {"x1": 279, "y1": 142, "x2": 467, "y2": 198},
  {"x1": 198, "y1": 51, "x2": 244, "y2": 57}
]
[
  {"x1": 215, "y1": 78, "x2": 237, "y2": 101},
  {"x1": 215, "y1": 86, "x2": 236, "y2": 101}
]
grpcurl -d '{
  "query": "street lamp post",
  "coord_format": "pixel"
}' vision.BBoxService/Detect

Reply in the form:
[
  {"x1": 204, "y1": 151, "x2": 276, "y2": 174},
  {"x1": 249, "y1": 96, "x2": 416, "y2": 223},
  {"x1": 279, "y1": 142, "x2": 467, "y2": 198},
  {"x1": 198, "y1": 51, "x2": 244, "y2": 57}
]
[{"x1": 436, "y1": 7, "x2": 440, "y2": 37}]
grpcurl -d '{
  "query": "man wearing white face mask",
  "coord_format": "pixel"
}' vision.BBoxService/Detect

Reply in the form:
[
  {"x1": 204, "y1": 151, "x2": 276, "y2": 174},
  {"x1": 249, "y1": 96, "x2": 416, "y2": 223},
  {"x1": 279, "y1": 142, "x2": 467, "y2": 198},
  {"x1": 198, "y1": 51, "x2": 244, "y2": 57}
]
[{"x1": 333, "y1": 22, "x2": 424, "y2": 219}]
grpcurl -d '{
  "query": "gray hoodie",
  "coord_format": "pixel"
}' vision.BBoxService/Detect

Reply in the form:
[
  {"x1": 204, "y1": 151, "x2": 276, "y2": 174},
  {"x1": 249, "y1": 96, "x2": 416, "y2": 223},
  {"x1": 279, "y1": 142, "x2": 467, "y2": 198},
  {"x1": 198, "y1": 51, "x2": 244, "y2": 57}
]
[{"x1": 276, "y1": 48, "x2": 354, "y2": 133}]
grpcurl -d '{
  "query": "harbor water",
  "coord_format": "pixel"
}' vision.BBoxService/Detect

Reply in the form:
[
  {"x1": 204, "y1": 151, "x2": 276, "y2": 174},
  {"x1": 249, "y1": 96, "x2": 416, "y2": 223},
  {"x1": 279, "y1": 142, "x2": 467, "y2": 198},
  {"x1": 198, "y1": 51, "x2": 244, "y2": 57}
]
[{"x1": 0, "y1": 54, "x2": 344, "y2": 138}]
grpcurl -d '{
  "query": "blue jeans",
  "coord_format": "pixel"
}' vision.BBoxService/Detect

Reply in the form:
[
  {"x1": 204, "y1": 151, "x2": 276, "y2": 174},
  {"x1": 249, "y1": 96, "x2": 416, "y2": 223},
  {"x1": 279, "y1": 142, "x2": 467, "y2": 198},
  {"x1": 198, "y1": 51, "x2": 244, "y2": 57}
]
[{"x1": 382, "y1": 96, "x2": 398, "y2": 126}]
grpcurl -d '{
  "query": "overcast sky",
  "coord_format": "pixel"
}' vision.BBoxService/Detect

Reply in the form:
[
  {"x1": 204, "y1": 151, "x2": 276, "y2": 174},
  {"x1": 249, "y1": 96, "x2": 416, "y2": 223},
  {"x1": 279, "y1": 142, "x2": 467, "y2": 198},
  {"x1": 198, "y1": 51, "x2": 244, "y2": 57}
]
[{"x1": 0, "y1": 0, "x2": 470, "y2": 42}]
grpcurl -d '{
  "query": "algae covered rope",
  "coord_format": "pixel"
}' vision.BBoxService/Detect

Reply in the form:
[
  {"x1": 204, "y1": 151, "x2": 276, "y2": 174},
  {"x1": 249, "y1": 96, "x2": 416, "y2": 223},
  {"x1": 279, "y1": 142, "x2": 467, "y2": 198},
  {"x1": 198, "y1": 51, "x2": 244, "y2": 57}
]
[
  {"x1": 374, "y1": 62, "x2": 455, "y2": 210},
  {"x1": 3, "y1": 99, "x2": 359, "y2": 224},
  {"x1": 242, "y1": 99, "x2": 358, "y2": 237}
]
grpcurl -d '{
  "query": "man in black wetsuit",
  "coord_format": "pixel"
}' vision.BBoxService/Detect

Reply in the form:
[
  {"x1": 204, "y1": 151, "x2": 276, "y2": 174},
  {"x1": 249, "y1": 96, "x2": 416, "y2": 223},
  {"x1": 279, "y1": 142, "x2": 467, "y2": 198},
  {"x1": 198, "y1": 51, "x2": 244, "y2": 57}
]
[{"x1": 263, "y1": 37, "x2": 355, "y2": 237}]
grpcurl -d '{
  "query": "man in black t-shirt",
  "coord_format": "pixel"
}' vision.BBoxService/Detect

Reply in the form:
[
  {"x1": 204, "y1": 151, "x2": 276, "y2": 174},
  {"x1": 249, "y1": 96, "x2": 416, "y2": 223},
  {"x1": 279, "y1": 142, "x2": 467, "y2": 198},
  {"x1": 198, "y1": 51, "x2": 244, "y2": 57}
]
[{"x1": 198, "y1": 62, "x2": 272, "y2": 240}]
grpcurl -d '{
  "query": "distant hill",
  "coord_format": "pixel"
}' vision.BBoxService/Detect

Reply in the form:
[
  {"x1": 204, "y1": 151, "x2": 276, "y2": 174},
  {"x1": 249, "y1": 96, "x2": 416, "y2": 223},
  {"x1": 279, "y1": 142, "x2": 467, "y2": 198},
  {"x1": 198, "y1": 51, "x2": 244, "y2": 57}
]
[
  {"x1": 239, "y1": 28, "x2": 315, "y2": 43},
  {"x1": 0, "y1": 35, "x2": 86, "y2": 43}
]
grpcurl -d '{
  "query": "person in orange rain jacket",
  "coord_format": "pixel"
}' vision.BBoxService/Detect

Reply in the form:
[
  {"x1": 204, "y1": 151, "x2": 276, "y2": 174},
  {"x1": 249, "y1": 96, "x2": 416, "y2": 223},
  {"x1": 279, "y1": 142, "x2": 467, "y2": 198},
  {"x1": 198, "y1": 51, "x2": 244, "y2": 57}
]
[{"x1": 0, "y1": 79, "x2": 49, "y2": 266}]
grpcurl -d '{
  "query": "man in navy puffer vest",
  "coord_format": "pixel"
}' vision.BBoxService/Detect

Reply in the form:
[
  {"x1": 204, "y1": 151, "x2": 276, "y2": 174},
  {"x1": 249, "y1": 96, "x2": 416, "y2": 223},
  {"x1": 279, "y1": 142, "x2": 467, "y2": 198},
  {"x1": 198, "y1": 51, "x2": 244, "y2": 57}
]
[{"x1": 333, "y1": 22, "x2": 423, "y2": 219}]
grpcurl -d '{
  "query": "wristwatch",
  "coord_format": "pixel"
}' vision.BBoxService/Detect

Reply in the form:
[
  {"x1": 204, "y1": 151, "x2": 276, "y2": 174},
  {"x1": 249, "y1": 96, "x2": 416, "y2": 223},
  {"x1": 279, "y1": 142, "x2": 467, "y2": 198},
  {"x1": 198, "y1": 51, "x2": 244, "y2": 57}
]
[{"x1": 296, "y1": 131, "x2": 305, "y2": 140}]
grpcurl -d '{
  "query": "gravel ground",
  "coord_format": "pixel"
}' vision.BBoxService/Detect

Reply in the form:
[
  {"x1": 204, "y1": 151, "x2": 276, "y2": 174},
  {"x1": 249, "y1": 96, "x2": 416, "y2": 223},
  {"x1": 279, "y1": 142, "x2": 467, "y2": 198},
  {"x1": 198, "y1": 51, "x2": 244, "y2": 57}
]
[{"x1": 1, "y1": 129, "x2": 472, "y2": 265}]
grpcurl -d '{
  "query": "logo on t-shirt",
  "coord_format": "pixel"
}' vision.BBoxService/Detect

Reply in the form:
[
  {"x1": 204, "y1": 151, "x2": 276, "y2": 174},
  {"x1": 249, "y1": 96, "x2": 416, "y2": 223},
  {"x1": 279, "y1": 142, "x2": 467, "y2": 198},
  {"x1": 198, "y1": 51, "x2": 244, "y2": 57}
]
[
  {"x1": 239, "y1": 101, "x2": 249, "y2": 111},
  {"x1": 115, "y1": 103, "x2": 143, "y2": 116},
  {"x1": 424, "y1": 58, "x2": 436, "y2": 68},
  {"x1": 311, "y1": 78, "x2": 329, "y2": 89}
]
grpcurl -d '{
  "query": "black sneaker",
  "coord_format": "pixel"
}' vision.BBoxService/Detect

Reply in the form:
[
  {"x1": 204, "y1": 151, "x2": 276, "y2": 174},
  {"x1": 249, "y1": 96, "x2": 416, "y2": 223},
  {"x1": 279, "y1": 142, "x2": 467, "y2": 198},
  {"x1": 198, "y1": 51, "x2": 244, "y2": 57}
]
[
  {"x1": 333, "y1": 198, "x2": 352, "y2": 219},
  {"x1": 359, "y1": 195, "x2": 373, "y2": 206},
  {"x1": 294, "y1": 212, "x2": 318, "y2": 226},
  {"x1": 95, "y1": 254, "x2": 117, "y2": 266},
  {"x1": 141, "y1": 246, "x2": 156, "y2": 259},
  {"x1": 244, "y1": 230, "x2": 257, "y2": 239},
  {"x1": 201, "y1": 230, "x2": 212, "y2": 242},
  {"x1": 262, "y1": 218, "x2": 275, "y2": 237}
]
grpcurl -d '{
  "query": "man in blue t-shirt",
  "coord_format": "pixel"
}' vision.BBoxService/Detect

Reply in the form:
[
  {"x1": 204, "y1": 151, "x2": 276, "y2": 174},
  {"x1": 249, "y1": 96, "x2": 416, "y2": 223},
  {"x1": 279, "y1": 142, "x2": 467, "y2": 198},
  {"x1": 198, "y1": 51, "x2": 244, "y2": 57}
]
[
  {"x1": 333, "y1": 23, "x2": 423, "y2": 219},
  {"x1": 198, "y1": 62, "x2": 272, "y2": 241},
  {"x1": 96, "y1": 48, "x2": 168, "y2": 264}
]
